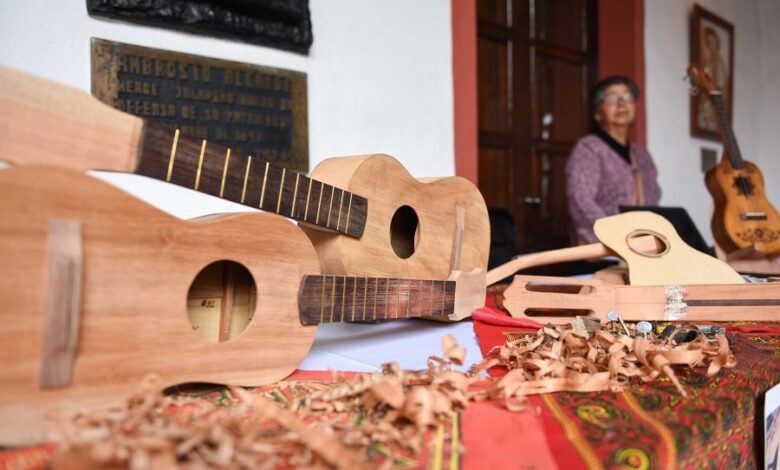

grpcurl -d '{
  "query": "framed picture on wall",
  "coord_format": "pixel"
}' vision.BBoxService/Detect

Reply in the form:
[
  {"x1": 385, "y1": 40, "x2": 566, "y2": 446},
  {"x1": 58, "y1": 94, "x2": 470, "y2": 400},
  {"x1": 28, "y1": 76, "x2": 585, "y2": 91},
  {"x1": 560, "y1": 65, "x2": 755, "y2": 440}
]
[{"x1": 690, "y1": 4, "x2": 734, "y2": 141}]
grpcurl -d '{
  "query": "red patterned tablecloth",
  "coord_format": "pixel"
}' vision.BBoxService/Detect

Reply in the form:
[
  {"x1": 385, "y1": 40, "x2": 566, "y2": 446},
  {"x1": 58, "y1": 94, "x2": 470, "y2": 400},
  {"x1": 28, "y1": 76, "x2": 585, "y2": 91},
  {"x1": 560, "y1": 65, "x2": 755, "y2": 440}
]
[
  {"x1": 2, "y1": 309, "x2": 779, "y2": 470},
  {"x1": 471, "y1": 306, "x2": 780, "y2": 470}
]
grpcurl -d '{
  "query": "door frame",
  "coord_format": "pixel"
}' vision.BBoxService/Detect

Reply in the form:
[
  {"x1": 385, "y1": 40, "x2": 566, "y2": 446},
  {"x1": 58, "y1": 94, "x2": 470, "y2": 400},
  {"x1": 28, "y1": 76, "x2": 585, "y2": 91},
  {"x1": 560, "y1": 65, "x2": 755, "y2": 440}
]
[{"x1": 451, "y1": 0, "x2": 647, "y2": 183}]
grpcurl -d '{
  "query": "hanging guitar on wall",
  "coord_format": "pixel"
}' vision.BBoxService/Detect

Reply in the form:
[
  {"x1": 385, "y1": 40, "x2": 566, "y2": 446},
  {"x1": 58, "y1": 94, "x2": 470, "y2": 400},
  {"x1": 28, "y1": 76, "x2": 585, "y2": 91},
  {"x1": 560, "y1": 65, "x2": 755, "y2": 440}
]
[
  {"x1": 687, "y1": 64, "x2": 780, "y2": 256},
  {"x1": 0, "y1": 65, "x2": 490, "y2": 280}
]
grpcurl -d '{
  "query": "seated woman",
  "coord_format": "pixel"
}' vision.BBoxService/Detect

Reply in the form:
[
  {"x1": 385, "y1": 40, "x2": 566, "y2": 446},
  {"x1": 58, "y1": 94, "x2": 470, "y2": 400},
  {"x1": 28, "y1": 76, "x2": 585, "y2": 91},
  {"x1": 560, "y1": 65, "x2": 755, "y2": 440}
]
[{"x1": 566, "y1": 76, "x2": 661, "y2": 244}]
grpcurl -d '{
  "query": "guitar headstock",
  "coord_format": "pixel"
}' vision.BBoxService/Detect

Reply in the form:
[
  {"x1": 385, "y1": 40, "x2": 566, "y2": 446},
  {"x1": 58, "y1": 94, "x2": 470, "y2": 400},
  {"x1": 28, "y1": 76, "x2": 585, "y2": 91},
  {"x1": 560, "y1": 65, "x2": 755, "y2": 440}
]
[
  {"x1": 687, "y1": 63, "x2": 720, "y2": 94},
  {"x1": 448, "y1": 269, "x2": 487, "y2": 321}
]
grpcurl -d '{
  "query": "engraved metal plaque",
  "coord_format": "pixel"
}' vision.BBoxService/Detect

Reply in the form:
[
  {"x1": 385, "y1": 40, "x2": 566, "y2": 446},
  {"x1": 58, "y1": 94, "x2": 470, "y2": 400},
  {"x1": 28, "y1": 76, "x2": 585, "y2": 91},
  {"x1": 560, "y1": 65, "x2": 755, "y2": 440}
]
[{"x1": 91, "y1": 38, "x2": 308, "y2": 172}]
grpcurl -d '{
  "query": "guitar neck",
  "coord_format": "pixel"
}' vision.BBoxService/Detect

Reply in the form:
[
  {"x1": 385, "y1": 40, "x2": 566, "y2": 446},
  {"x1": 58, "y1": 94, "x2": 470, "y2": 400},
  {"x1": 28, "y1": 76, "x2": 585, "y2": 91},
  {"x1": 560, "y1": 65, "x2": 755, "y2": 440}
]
[
  {"x1": 297, "y1": 275, "x2": 456, "y2": 325},
  {"x1": 709, "y1": 92, "x2": 744, "y2": 169},
  {"x1": 137, "y1": 122, "x2": 367, "y2": 238},
  {"x1": 0, "y1": 66, "x2": 367, "y2": 238}
]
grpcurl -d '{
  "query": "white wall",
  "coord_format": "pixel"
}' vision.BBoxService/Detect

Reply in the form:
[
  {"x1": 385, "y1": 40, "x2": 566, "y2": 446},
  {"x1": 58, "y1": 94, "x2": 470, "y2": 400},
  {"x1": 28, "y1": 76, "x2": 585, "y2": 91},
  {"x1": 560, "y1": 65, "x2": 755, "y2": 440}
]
[
  {"x1": 644, "y1": 0, "x2": 780, "y2": 244},
  {"x1": 0, "y1": 0, "x2": 454, "y2": 219}
]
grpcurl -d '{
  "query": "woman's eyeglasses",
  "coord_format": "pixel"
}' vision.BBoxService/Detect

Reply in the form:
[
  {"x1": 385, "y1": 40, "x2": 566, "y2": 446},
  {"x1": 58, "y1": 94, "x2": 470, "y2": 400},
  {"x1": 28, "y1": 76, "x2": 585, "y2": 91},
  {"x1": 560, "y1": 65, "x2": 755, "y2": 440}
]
[{"x1": 602, "y1": 92, "x2": 635, "y2": 106}]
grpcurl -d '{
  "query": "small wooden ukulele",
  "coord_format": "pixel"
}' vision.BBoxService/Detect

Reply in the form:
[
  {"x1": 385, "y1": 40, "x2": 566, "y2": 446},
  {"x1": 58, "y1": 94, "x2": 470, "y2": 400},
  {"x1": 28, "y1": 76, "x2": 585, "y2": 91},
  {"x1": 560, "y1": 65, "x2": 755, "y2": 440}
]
[
  {"x1": 0, "y1": 165, "x2": 484, "y2": 445},
  {"x1": 503, "y1": 275, "x2": 780, "y2": 324},
  {"x1": 0, "y1": 66, "x2": 490, "y2": 280},
  {"x1": 687, "y1": 64, "x2": 780, "y2": 255}
]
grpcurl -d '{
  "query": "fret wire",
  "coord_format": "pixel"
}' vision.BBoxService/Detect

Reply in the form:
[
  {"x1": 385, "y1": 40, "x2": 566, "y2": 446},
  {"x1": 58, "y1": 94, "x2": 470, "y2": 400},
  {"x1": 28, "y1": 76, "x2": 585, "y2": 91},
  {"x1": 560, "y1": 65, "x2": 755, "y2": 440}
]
[
  {"x1": 240, "y1": 156, "x2": 252, "y2": 203},
  {"x1": 336, "y1": 190, "x2": 344, "y2": 231},
  {"x1": 316, "y1": 181, "x2": 324, "y2": 224},
  {"x1": 291, "y1": 173, "x2": 300, "y2": 217},
  {"x1": 166, "y1": 128, "x2": 180, "y2": 182},
  {"x1": 345, "y1": 193, "x2": 353, "y2": 234},
  {"x1": 276, "y1": 168, "x2": 286, "y2": 213},
  {"x1": 362, "y1": 277, "x2": 368, "y2": 321},
  {"x1": 219, "y1": 148, "x2": 231, "y2": 197},
  {"x1": 259, "y1": 162, "x2": 270, "y2": 208},
  {"x1": 418, "y1": 279, "x2": 423, "y2": 317},
  {"x1": 406, "y1": 279, "x2": 411, "y2": 318},
  {"x1": 351, "y1": 277, "x2": 357, "y2": 322},
  {"x1": 194, "y1": 139, "x2": 207, "y2": 190},
  {"x1": 396, "y1": 279, "x2": 400, "y2": 319},
  {"x1": 326, "y1": 186, "x2": 335, "y2": 228},
  {"x1": 330, "y1": 275, "x2": 336, "y2": 323},
  {"x1": 384, "y1": 278, "x2": 390, "y2": 319},
  {"x1": 340, "y1": 275, "x2": 346, "y2": 323},
  {"x1": 373, "y1": 277, "x2": 378, "y2": 321},
  {"x1": 304, "y1": 178, "x2": 313, "y2": 221},
  {"x1": 320, "y1": 276, "x2": 326, "y2": 325},
  {"x1": 441, "y1": 281, "x2": 446, "y2": 316}
]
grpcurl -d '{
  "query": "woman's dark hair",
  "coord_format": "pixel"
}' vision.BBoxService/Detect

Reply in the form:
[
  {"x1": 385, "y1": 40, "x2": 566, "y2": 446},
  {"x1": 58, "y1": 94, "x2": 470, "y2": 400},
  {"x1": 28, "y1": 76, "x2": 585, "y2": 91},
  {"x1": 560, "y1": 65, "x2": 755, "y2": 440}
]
[{"x1": 590, "y1": 76, "x2": 641, "y2": 114}]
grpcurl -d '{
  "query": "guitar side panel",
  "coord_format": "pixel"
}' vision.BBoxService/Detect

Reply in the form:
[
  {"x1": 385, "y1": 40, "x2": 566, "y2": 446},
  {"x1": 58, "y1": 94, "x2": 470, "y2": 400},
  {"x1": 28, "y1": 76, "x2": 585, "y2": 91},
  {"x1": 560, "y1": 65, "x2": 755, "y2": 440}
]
[
  {"x1": 0, "y1": 166, "x2": 318, "y2": 444},
  {"x1": 302, "y1": 154, "x2": 490, "y2": 279}
]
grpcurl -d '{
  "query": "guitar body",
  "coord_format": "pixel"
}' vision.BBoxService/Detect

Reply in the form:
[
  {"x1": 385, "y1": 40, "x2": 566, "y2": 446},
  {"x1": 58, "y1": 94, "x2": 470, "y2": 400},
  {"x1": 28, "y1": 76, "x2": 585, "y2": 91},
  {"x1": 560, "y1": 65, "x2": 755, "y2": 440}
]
[
  {"x1": 301, "y1": 154, "x2": 490, "y2": 278},
  {"x1": 705, "y1": 158, "x2": 780, "y2": 254},
  {"x1": 593, "y1": 211, "x2": 744, "y2": 284},
  {"x1": 0, "y1": 166, "x2": 318, "y2": 444}
]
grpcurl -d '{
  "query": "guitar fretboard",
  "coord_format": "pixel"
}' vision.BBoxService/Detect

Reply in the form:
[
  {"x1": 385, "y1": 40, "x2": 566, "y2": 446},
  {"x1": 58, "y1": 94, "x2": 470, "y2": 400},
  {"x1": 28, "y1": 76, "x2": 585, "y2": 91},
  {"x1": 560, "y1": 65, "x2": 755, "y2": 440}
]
[
  {"x1": 135, "y1": 123, "x2": 368, "y2": 238},
  {"x1": 297, "y1": 275, "x2": 455, "y2": 325},
  {"x1": 710, "y1": 93, "x2": 744, "y2": 170}
]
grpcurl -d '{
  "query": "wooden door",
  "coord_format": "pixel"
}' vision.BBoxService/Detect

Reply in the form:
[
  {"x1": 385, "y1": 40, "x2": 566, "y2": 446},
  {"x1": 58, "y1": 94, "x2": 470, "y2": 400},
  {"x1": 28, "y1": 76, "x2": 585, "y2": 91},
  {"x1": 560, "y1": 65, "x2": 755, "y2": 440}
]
[{"x1": 477, "y1": 0, "x2": 597, "y2": 253}]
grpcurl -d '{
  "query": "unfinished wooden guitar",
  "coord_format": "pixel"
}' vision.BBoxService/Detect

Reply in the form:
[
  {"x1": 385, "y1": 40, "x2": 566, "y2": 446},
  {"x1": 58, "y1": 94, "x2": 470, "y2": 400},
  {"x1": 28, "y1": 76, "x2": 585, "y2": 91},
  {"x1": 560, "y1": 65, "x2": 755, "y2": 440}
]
[
  {"x1": 593, "y1": 211, "x2": 744, "y2": 284},
  {"x1": 0, "y1": 165, "x2": 485, "y2": 445},
  {"x1": 485, "y1": 211, "x2": 742, "y2": 286},
  {"x1": 301, "y1": 154, "x2": 490, "y2": 278},
  {"x1": 0, "y1": 65, "x2": 489, "y2": 280},
  {"x1": 503, "y1": 276, "x2": 780, "y2": 323}
]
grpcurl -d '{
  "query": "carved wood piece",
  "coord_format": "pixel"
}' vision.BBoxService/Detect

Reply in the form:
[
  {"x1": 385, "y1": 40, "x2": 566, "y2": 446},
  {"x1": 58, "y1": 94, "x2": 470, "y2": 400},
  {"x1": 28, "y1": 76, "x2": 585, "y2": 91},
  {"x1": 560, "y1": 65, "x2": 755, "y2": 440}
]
[
  {"x1": 503, "y1": 275, "x2": 780, "y2": 323},
  {"x1": 39, "y1": 219, "x2": 83, "y2": 389},
  {"x1": 485, "y1": 234, "x2": 659, "y2": 286},
  {"x1": 301, "y1": 154, "x2": 490, "y2": 280},
  {"x1": 594, "y1": 211, "x2": 744, "y2": 285}
]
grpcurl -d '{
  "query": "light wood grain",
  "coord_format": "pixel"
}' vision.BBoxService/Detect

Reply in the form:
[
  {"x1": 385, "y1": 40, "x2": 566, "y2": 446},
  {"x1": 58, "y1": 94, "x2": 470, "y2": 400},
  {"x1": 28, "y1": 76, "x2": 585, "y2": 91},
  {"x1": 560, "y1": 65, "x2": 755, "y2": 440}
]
[
  {"x1": 485, "y1": 241, "x2": 630, "y2": 286},
  {"x1": 487, "y1": 212, "x2": 744, "y2": 286},
  {"x1": 503, "y1": 275, "x2": 780, "y2": 323},
  {"x1": 39, "y1": 219, "x2": 83, "y2": 389},
  {"x1": 0, "y1": 65, "x2": 143, "y2": 173},
  {"x1": 301, "y1": 154, "x2": 490, "y2": 279},
  {"x1": 594, "y1": 211, "x2": 744, "y2": 284},
  {"x1": 0, "y1": 166, "x2": 320, "y2": 445}
]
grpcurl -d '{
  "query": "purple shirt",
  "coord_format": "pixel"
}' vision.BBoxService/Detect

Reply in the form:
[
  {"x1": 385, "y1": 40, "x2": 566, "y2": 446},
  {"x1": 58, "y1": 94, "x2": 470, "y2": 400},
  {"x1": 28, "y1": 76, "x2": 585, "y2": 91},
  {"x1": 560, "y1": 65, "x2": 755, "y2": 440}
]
[{"x1": 565, "y1": 134, "x2": 661, "y2": 243}]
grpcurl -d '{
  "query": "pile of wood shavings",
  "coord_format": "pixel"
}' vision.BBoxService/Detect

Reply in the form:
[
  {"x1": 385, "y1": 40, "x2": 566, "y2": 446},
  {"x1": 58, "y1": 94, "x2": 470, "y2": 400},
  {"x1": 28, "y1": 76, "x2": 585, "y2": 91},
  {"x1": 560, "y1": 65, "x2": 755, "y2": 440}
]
[
  {"x1": 472, "y1": 322, "x2": 736, "y2": 410},
  {"x1": 51, "y1": 335, "x2": 475, "y2": 469},
  {"x1": 49, "y1": 326, "x2": 736, "y2": 468}
]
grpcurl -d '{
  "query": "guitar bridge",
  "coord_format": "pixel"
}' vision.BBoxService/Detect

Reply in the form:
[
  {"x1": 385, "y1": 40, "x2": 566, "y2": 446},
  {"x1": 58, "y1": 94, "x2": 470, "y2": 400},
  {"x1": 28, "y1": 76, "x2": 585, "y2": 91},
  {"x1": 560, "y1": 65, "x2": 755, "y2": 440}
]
[{"x1": 740, "y1": 212, "x2": 767, "y2": 220}]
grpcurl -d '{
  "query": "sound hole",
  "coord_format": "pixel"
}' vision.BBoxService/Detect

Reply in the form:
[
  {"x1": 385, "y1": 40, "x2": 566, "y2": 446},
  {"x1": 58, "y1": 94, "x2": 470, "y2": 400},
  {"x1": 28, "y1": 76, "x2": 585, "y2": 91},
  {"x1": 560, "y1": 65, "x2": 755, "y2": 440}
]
[
  {"x1": 187, "y1": 260, "x2": 256, "y2": 342},
  {"x1": 390, "y1": 205, "x2": 419, "y2": 259},
  {"x1": 626, "y1": 230, "x2": 670, "y2": 257}
]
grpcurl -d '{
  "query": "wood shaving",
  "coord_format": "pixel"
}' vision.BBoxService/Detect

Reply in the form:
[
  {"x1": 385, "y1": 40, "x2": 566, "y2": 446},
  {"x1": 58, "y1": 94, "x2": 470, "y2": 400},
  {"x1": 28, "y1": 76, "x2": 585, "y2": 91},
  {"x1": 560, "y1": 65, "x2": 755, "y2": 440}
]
[
  {"x1": 50, "y1": 324, "x2": 736, "y2": 468},
  {"x1": 51, "y1": 340, "x2": 476, "y2": 468},
  {"x1": 472, "y1": 321, "x2": 736, "y2": 407}
]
